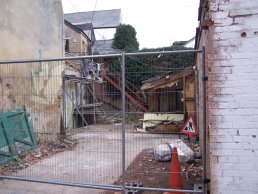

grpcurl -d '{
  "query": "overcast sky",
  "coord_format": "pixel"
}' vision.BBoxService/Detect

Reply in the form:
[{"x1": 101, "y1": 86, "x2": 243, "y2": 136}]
[{"x1": 62, "y1": 0, "x2": 199, "y2": 49}]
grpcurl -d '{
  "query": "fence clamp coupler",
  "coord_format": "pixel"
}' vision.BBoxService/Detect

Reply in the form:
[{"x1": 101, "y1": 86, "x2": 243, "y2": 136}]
[
  {"x1": 202, "y1": 76, "x2": 208, "y2": 81},
  {"x1": 203, "y1": 178, "x2": 210, "y2": 184}
]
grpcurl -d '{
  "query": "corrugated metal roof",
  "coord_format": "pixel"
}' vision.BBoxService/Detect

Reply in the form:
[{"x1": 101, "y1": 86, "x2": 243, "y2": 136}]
[
  {"x1": 142, "y1": 71, "x2": 179, "y2": 84},
  {"x1": 141, "y1": 67, "x2": 194, "y2": 91},
  {"x1": 64, "y1": 9, "x2": 121, "y2": 29},
  {"x1": 142, "y1": 67, "x2": 193, "y2": 84}
]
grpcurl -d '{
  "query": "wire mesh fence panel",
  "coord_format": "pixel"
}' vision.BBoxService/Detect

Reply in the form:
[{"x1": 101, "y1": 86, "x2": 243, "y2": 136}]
[
  {"x1": 0, "y1": 50, "x2": 204, "y2": 194},
  {"x1": 0, "y1": 57, "x2": 123, "y2": 192},
  {"x1": 0, "y1": 61, "x2": 63, "y2": 140},
  {"x1": 122, "y1": 52, "x2": 203, "y2": 192}
]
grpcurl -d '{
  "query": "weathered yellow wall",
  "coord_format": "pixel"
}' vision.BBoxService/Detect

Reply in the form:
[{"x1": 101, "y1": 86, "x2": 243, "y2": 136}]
[
  {"x1": 0, "y1": 0, "x2": 64, "y2": 139},
  {"x1": 0, "y1": 0, "x2": 63, "y2": 60}
]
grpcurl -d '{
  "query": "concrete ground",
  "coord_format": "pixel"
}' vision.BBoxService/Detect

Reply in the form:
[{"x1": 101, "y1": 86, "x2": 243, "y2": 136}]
[{"x1": 0, "y1": 124, "x2": 179, "y2": 194}]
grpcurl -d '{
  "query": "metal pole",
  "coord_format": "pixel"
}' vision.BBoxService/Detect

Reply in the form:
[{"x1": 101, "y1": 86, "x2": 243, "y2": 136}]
[
  {"x1": 91, "y1": 47, "x2": 96, "y2": 124},
  {"x1": 93, "y1": 82, "x2": 96, "y2": 124},
  {"x1": 125, "y1": 49, "x2": 202, "y2": 56},
  {"x1": 0, "y1": 175, "x2": 202, "y2": 193},
  {"x1": 195, "y1": 64, "x2": 199, "y2": 142},
  {"x1": 0, "y1": 49, "x2": 202, "y2": 64},
  {"x1": 202, "y1": 46, "x2": 208, "y2": 194},
  {"x1": 0, "y1": 175, "x2": 122, "y2": 191},
  {"x1": 62, "y1": 78, "x2": 67, "y2": 134},
  {"x1": 121, "y1": 51, "x2": 126, "y2": 193},
  {"x1": 125, "y1": 186, "x2": 202, "y2": 193}
]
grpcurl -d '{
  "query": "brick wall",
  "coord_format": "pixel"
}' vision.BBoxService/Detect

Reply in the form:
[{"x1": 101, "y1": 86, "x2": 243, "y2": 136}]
[
  {"x1": 196, "y1": 0, "x2": 258, "y2": 193},
  {"x1": 65, "y1": 24, "x2": 91, "y2": 55}
]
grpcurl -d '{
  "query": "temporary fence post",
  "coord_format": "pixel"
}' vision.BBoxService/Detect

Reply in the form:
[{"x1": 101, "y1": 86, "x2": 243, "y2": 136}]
[
  {"x1": 62, "y1": 77, "x2": 67, "y2": 134},
  {"x1": 93, "y1": 81, "x2": 96, "y2": 124},
  {"x1": 121, "y1": 51, "x2": 126, "y2": 193},
  {"x1": 202, "y1": 46, "x2": 209, "y2": 194}
]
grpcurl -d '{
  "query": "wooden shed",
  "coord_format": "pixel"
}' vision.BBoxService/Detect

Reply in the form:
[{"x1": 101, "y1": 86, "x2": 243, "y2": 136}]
[{"x1": 140, "y1": 67, "x2": 196, "y2": 132}]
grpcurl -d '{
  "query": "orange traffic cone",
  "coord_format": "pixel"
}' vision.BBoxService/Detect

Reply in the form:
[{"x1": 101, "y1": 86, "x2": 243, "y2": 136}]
[{"x1": 164, "y1": 146, "x2": 183, "y2": 194}]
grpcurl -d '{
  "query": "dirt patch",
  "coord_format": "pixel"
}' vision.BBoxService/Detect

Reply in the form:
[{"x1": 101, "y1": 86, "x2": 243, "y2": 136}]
[
  {"x1": 0, "y1": 138, "x2": 77, "y2": 175},
  {"x1": 104, "y1": 147, "x2": 202, "y2": 194}
]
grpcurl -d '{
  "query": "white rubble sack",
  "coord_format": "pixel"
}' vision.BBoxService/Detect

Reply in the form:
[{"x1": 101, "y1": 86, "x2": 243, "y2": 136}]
[
  {"x1": 169, "y1": 139, "x2": 195, "y2": 163},
  {"x1": 154, "y1": 143, "x2": 172, "y2": 162}
]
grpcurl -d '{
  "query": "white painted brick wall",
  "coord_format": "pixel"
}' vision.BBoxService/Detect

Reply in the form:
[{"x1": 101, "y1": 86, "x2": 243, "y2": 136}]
[{"x1": 203, "y1": 1, "x2": 258, "y2": 193}]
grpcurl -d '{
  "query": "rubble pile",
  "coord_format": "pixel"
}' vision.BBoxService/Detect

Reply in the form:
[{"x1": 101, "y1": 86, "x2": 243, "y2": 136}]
[
  {"x1": 153, "y1": 142, "x2": 203, "y2": 182},
  {"x1": 182, "y1": 162, "x2": 202, "y2": 181},
  {"x1": 0, "y1": 138, "x2": 77, "y2": 175},
  {"x1": 182, "y1": 143, "x2": 202, "y2": 181}
]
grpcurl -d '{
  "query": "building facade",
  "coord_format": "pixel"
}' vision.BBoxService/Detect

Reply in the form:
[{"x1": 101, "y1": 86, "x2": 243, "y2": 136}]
[
  {"x1": 0, "y1": 0, "x2": 64, "y2": 138},
  {"x1": 64, "y1": 9, "x2": 121, "y2": 41},
  {"x1": 195, "y1": 0, "x2": 258, "y2": 193},
  {"x1": 64, "y1": 20, "x2": 91, "y2": 56}
]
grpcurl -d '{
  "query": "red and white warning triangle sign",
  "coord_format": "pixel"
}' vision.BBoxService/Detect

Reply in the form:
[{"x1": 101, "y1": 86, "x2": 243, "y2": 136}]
[{"x1": 180, "y1": 115, "x2": 197, "y2": 136}]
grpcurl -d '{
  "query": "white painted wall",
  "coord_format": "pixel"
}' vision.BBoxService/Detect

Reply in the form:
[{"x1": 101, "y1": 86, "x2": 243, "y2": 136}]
[{"x1": 202, "y1": 1, "x2": 258, "y2": 193}]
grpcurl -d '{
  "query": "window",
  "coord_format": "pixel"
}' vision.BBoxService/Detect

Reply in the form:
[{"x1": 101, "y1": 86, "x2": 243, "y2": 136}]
[
  {"x1": 82, "y1": 40, "x2": 86, "y2": 54},
  {"x1": 65, "y1": 39, "x2": 69, "y2": 52}
]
